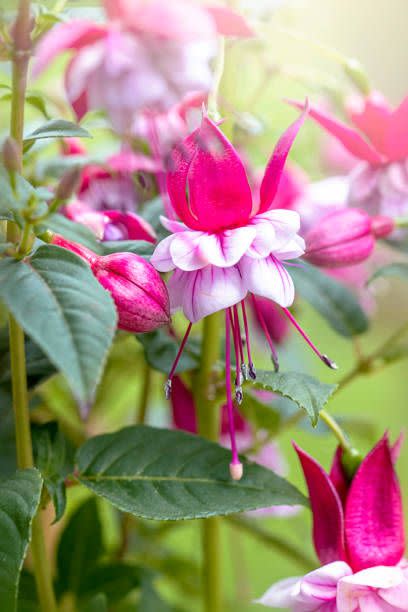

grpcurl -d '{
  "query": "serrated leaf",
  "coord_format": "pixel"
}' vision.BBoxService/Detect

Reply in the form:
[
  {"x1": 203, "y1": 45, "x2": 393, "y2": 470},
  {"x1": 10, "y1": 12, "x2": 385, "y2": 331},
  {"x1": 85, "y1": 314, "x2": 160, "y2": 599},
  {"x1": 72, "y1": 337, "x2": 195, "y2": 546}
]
[
  {"x1": 252, "y1": 371, "x2": 337, "y2": 426},
  {"x1": 367, "y1": 263, "x2": 408, "y2": 285},
  {"x1": 77, "y1": 426, "x2": 307, "y2": 520},
  {"x1": 291, "y1": 262, "x2": 369, "y2": 337},
  {"x1": 57, "y1": 498, "x2": 104, "y2": 595},
  {"x1": 137, "y1": 329, "x2": 199, "y2": 374},
  {"x1": 0, "y1": 245, "x2": 117, "y2": 402},
  {"x1": 24, "y1": 119, "x2": 92, "y2": 143},
  {"x1": 0, "y1": 469, "x2": 43, "y2": 611},
  {"x1": 32, "y1": 422, "x2": 75, "y2": 522}
]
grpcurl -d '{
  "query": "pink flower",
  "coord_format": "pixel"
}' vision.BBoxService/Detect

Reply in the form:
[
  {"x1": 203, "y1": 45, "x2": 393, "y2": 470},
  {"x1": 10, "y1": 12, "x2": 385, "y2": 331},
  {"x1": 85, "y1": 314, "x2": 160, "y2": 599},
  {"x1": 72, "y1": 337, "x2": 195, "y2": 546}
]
[
  {"x1": 303, "y1": 208, "x2": 394, "y2": 268},
  {"x1": 34, "y1": 1, "x2": 252, "y2": 133},
  {"x1": 258, "y1": 435, "x2": 407, "y2": 610},
  {"x1": 51, "y1": 234, "x2": 169, "y2": 332},
  {"x1": 151, "y1": 107, "x2": 339, "y2": 479},
  {"x1": 290, "y1": 92, "x2": 408, "y2": 222}
]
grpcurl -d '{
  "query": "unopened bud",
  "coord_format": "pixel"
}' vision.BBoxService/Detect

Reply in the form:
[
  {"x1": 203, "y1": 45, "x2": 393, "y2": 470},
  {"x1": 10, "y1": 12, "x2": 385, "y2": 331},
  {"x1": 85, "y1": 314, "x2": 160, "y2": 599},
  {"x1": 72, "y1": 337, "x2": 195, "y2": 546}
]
[
  {"x1": 2, "y1": 137, "x2": 20, "y2": 173},
  {"x1": 341, "y1": 447, "x2": 364, "y2": 480},
  {"x1": 51, "y1": 234, "x2": 170, "y2": 333},
  {"x1": 55, "y1": 167, "x2": 81, "y2": 201},
  {"x1": 304, "y1": 208, "x2": 394, "y2": 268}
]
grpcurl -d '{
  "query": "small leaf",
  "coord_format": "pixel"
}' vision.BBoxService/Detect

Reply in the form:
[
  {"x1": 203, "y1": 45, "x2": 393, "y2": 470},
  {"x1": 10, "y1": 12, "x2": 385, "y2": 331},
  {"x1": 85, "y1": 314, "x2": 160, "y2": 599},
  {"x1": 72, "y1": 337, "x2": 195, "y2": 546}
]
[
  {"x1": 291, "y1": 262, "x2": 369, "y2": 337},
  {"x1": 137, "y1": 330, "x2": 199, "y2": 374},
  {"x1": 0, "y1": 469, "x2": 43, "y2": 611},
  {"x1": 367, "y1": 263, "x2": 408, "y2": 285},
  {"x1": 57, "y1": 497, "x2": 104, "y2": 595},
  {"x1": 32, "y1": 422, "x2": 75, "y2": 522},
  {"x1": 26, "y1": 94, "x2": 50, "y2": 119},
  {"x1": 24, "y1": 119, "x2": 91, "y2": 143},
  {"x1": 0, "y1": 245, "x2": 117, "y2": 403},
  {"x1": 252, "y1": 371, "x2": 337, "y2": 426},
  {"x1": 77, "y1": 425, "x2": 307, "y2": 521},
  {"x1": 0, "y1": 166, "x2": 37, "y2": 216},
  {"x1": 81, "y1": 594, "x2": 108, "y2": 612}
]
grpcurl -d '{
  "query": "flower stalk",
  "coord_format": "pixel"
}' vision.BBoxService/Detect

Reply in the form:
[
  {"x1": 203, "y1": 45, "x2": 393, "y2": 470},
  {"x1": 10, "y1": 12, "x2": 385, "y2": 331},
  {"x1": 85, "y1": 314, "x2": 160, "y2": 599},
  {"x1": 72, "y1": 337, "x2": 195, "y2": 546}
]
[
  {"x1": 7, "y1": 2, "x2": 57, "y2": 610},
  {"x1": 195, "y1": 312, "x2": 222, "y2": 612}
]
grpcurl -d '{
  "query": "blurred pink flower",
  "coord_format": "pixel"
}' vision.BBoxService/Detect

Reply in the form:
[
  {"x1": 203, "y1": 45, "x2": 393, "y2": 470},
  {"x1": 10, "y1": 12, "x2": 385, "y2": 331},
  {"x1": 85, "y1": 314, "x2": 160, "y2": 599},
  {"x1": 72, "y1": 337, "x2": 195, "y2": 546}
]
[
  {"x1": 34, "y1": 1, "x2": 252, "y2": 133},
  {"x1": 258, "y1": 435, "x2": 407, "y2": 610}
]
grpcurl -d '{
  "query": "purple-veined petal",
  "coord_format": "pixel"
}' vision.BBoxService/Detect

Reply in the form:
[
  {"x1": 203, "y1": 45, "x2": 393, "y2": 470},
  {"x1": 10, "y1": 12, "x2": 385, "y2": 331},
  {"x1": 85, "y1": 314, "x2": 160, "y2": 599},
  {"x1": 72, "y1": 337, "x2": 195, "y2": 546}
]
[
  {"x1": 345, "y1": 436, "x2": 405, "y2": 571},
  {"x1": 160, "y1": 216, "x2": 188, "y2": 234},
  {"x1": 300, "y1": 561, "x2": 352, "y2": 604},
  {"x1": 294, "y1": 444, "x2": 347, "y2": 565},
  {"x1": 273, "y1": 235, "x2": 305, "y2": 261},
  {"x1": 185, "y1": 117, "x2": 253, "y2": 231},
  {"x1": 151, "y1": 234, "x2": 177, "y2": 271},
  {"x1": 168, "y1": 266, "x2": 247, "y2": 323},
  {"x1": 33, "y1": 20, "x2": 107, "y2": 77},
  {"x1": 337, "y1": 565, "x2": 408, "y2": 612},
  {"x1": 257, "y1": 101, "x2": 309, "y2": 214},
  {"x1": 239, "y1": 256, "x2": 295, "y2": 307},
  {"x1": 169, "y1": 231, "x2": 208, "y2": 270},
  {"x1": 288, "y1": 100, "x2": 384, "y2": 165},
  {"x1": 248, "y1": 209, "x2": 303, "y2": 258},
  {"x1": 385, "y1": 95, "x2": 408, "y2": 161},
  {"x1": 255, "y1": 576, "x2": 301, "y2": 608}
]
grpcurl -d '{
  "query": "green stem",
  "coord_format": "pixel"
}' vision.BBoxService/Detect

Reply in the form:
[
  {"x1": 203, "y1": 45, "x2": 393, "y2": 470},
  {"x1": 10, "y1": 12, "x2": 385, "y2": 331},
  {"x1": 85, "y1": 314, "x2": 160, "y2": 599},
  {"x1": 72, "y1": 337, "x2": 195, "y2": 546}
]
[
  {"x1": 7, "y1": 2, "x2": 57, "y2": 610},
  {"x1": 226, "y1": 516, "x2": 315, "y2": 572},
  {"x1": 137, "y1": 360, "x2": 152, "y2": 424},
  {"x1": 195, "y1": 313, "x2": 222, "y2": 612},
  {"x1": 319, "y1": 409, "x2": 352, "y2": 452}
]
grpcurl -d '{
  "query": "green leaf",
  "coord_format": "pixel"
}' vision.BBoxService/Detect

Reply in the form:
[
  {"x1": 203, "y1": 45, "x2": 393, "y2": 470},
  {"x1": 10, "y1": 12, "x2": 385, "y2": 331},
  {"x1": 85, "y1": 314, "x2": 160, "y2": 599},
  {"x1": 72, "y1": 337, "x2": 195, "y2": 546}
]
[
  {"x1": 0, "y1": 245, "x2": 117, "y2": 403},
  {"x1": 17, "y1": 572, "x2": 39, "y2": 612},
  {"x1": 137, "y1": 330, "x2": 199, "y2": 374},
  {"x1": 0, "y1": 386, "x2": 16, "y2": 478},
  {"x1": 24, "y1": 119, "x2": 92, "y2": 144},
  {"x1": 32, "y1": 422, "x2": 75, "y2": 522},
  {"x1": 367, "y1": 263, "x2": 408, "y2": 285},
  {"x1": 44, "y1": 214, "x2": 103, "y2": 253},
  {"x1": 76, "y1": 425, "x2": 307, "y2": 520},
  {"x1": 0, "y1": 329, "x2": 55, "y2": 388},
  {"x1": 102, "y1": 240, "x2": 155, "y2": 259},
  {"x1": 252, "y1": 371, "x2": 337, "y2": 426},
  {"x1": 139, "y1": 582, "x2": 171, "y2": 612},
  {"x1": 291, "y1": 262, "x2": 369, "y2": 337},
  {"x1": 78, "y1": 563, "x2": 143, "y2": 603},
  {"x1": 26, "y1": 94, "x2": 50, "y2": 119},
  {"x1": 57, "y1": 497, "x2": 104, "y2": 595},
  {"x1": 0, "y1": 469, "x2": 43, "y2": 611},
  {"x1": 0, "y1": 166, "x2": 37, "y2": 216},
  {"x1": 239, "y1": 391, "x2": 281, "y2": 434},
  {"x1": 81, "y1": 594, "x2": 108, "y2": 612}
]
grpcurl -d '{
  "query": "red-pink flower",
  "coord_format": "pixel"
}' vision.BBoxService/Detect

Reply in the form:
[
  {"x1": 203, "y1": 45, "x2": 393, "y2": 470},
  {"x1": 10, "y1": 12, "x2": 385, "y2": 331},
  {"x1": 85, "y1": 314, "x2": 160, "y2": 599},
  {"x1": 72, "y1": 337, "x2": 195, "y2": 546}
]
[
  {"x1": 258, "y1": 435, "x2": 407, "y2": 610},
  {"x1": 291, "y1": 92, "x2": 408, "y2": 222},
  {"x1": 34, "y1": 1, "x2": 252, "y2": 133}
]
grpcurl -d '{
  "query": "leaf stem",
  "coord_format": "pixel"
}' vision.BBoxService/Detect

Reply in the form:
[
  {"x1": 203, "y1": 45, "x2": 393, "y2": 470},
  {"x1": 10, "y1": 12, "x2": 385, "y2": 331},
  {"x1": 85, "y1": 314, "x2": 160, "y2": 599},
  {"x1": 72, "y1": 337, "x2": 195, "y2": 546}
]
[
  {"x1": 319, "y1": 409, "x2": 352, "y2": 452},
  {"x1": 195, "y1": 313, "x2": 222, "y2": 612},
  {"x1": 8, "y1": 2, "x2": 57, "y2": 610}
]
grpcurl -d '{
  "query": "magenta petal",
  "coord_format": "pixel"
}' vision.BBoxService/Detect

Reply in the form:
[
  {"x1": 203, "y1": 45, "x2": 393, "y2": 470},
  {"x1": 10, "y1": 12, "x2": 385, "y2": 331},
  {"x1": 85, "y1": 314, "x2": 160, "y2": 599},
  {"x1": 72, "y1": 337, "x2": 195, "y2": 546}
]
[
  {"x1": 171, "y1": 376, "x2": 198, "y2": 434},
  {"x1": 206, "y1": 6, "x2": 254, "y2": 38},
  {"x1": 288, "y1": 100, "x2": 384, "y2": 165},
  {"x1": 345, "y1": 436, "x2": 405, "y2": 571},
  {"x1": 385, "y1": 95, "x2": 408, "y2": 161},
  {"x1": 294, "y1": 444, "x2": 346, "y2": 565},
  {"x1": 33, "y1": 20, "x2": 107, "y2": 77},
  {"x1": 348, "y1": 91, "x2": 392, "y2": 155},
  {"x1": 329, "y1": 447, "x2": 349, "y2": 507},
  {"x1": 102, "y1": 211, "x2": 156, "y2": 243},
  {"x1": 258, "y1": 101, "x2": 309, "y2": 214},
  {"x1": 186, "y1": 117, "x2": 253, "y2": 231}
]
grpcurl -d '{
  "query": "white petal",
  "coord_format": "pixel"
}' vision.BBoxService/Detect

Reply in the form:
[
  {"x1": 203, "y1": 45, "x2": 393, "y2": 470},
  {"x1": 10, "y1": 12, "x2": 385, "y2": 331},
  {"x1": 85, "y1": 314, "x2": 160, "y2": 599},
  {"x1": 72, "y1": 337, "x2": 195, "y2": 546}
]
[
  {"x1": 150, "y1": 234, "x2": 177, "y2": 271},
  {"x1": 239, "y1": 255, "x2": 295, "y2": 307},
  {"x1": 274, "y1": 235, "x2": 305, "y2": 260},
  {"x1": 255, "y1": 576, "x2": 301, "y2": 608},
  {"x1": 170, "y1": 231, "x2": 208, "y2": 271},
  {"x1": 204, "y1": 226, "x2": 257, "y2": 267},
  {"x1": 160, "y1": 215, "x2": 188, "y2": 233}
]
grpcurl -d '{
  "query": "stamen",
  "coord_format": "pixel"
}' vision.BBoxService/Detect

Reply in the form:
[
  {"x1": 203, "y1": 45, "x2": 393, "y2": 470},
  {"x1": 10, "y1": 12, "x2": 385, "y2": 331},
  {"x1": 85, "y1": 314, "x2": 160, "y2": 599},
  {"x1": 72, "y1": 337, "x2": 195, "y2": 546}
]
[
  {"x1": 229, "y1": 310, "x2": 243, "y2": 404},
  {"x1": 225, "y1": 310, "x2": 243, "y2": 480},
  {"x1": 241, "y1": 300, "x2": 256, "y2": 380},
  {"x1": 164, "y1": 322, "x2": 193, "y2": 397},
  {"x1": 282, "y1": 308, "x2": 338, "y2": 370},
  {"x1": 251, "y1": 295, "x2": 279, "y2": 372}
]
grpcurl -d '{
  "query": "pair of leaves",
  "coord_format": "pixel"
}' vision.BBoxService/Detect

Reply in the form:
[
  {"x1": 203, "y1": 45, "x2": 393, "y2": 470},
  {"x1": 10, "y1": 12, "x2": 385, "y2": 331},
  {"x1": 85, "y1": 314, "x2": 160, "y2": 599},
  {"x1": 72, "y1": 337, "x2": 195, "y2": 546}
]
[
  {"x1": 291, "y1": 262, "x2": 369, "y2": 337},
  {"x1": 0, "y1": 245, "x2": 117, "y2": 403}
]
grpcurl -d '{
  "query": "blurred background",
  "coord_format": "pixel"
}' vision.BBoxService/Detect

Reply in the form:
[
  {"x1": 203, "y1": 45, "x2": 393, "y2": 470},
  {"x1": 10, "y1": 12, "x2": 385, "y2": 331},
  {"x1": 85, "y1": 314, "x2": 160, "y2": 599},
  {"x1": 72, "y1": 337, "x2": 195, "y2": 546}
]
[{"x1": 1, "y1": 1, "x2": 408, "y2": 610}]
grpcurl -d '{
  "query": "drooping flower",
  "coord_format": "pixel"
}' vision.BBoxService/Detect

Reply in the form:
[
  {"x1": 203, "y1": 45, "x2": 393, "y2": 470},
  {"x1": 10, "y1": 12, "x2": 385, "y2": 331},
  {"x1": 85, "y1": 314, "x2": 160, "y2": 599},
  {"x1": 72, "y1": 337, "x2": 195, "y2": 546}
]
[
  {"x1": 33, "y1": 0, "x2": 252, "y2": 134},
  {"x1": 290, "y1": 92, "x2": 408, "y2": 223},
  {"x1": 258, "y1": 435, "x2": 407, "y2": 610},
  {"x1": 51, "y1": 234, "x2": 169, "y2": 332},
  {"x1": 303, "y1": 208, "x2": 394, "y2": 268},
  {"x1": 151, "y1": 106, "x2": 338, "y2": 479}
]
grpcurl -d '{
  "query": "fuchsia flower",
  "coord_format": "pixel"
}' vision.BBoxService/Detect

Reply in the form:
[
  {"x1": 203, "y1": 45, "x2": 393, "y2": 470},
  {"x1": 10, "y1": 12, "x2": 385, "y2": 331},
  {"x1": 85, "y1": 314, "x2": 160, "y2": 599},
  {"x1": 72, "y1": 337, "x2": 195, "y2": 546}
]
[
  {"x1": 33, "y1": 0, "x2": 252, "y2": 134},
  {"x1": 151, "y1": 106, "x2": 339, "y2": 479},
  {"x1": 52, "y1": 235, "x2": 169, "y2": 332},
  {"x1": 291, "y1": 92, "x2": 408, "y2": 223},
  {"x1": 304, "y1": 208, "x2": 394, "y2": 268},
  {"x1": 258, "y1": 435, "x2": 408, "y2": 610}
]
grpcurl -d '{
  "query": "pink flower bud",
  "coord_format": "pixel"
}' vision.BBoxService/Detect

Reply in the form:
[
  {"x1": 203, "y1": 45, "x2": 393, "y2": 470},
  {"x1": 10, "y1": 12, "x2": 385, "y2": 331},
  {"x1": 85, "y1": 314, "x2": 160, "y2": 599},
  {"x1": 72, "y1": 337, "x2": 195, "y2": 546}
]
[
  {"x1": 61, "y1": 138, "x2": 87, "y2": 156},
  {"x1": 304, "y1": 208, "x2": 394, "y2": 268},
  {"x1": 51, "y1": 235, "x2": 170, "y2": 332},
  {"x1": 2, "y1": 137, "x2": 20, "y2": 173}
]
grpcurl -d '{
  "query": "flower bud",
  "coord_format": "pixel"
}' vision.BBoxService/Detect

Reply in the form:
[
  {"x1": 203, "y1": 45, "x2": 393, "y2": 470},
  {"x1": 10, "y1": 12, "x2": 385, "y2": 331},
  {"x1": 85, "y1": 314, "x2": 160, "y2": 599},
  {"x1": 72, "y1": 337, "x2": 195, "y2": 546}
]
[
  {"x1": 51, "y1": 234, "x2": 170, "y2": 332},
  {"x1": 61, "y1": 138, "x2": 87, "y2": 156},
  {"x1": 2, "y1": 137, "x2": 20, "y2": 173},
  {"x1": 55, "y1": 167, "x2": 81, "y2": 201},
  {"x1": 304, "y1": 208, "x2": 395, "y2": 268}
]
